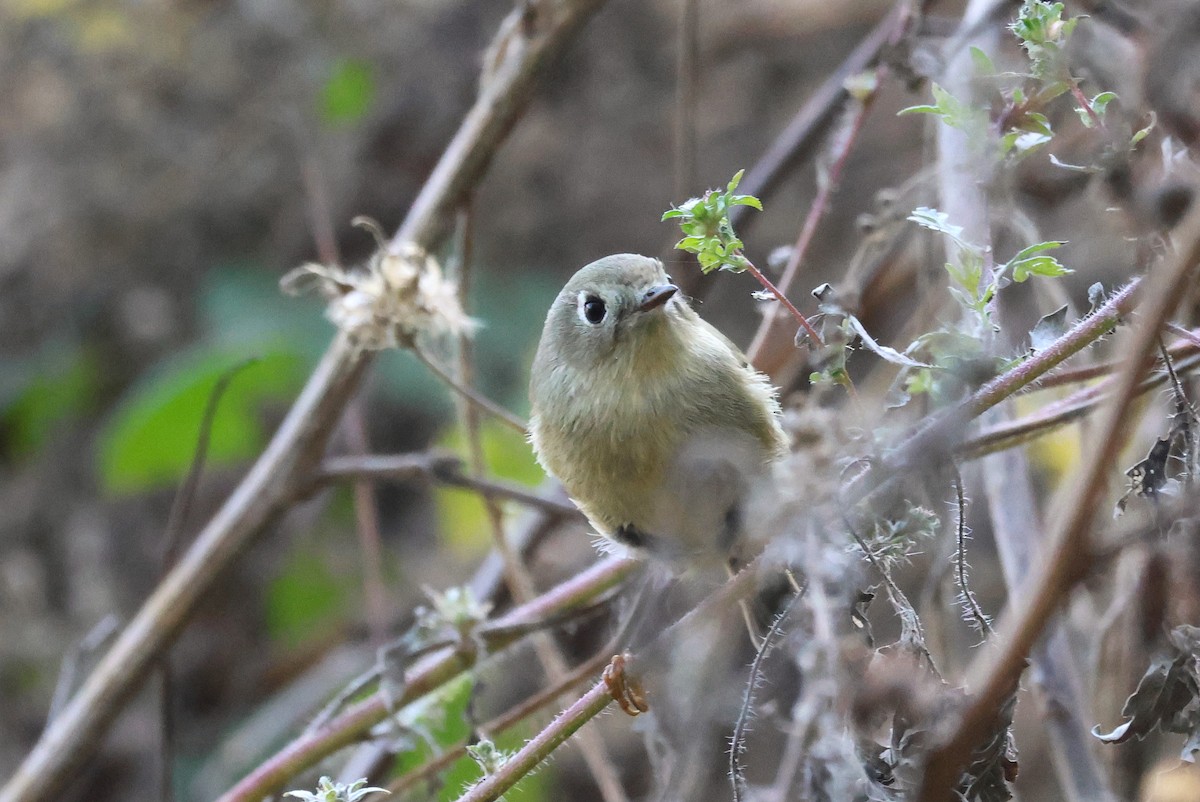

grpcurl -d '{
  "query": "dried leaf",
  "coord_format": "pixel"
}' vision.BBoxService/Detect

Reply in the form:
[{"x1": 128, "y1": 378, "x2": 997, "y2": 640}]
[
  {"x1": 846, "y1": 316, "x2": 932, "y2": 369},
  {"x1": 1029, "y1": 305, "x2": 1070, "y2": 352},
  {"x1": 1093, "y1": 625, "x2": 1200, "y2": 762}
]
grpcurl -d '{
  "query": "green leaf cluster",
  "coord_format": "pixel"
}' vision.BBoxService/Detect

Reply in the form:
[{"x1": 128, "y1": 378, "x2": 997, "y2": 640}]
[
  {"x1": 908, "y1": 207, "x2": 1070, "y2": 333},
  {"x1": 1009, "y1": 1, "x2": 1078, "y2": 83},
  {"x1": 662, "y1": 169, "x2": 762, "y2": 273},
  {"x1": 899, "y1": 82, "x2": 988, "y2": 138},
  {"x1": 894, "y1": 208, "x2": 1071, "y2": 405},
  {"x1": 855, "y1": 503, "x2": 940, "y2": 571}
]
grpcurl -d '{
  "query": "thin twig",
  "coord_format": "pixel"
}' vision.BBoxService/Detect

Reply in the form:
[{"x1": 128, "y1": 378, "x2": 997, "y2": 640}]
[
  {"x1": 728, "y1": 3, "x2": 908, "y2": 235},
  {"x1": 413, "y1": 346, "x2": 528, "y2": 434},
  {"x1": 345, "y1": 403, "x2": 390, "y2": 646},
  {"x1": 303, "y1": 145, "x2": 390, "y2": 645},
  {"x1": 319, "y1": 452, "x2": 584, "y2": 519},
  {"x1": 1068, "y1": 79, "x2": 1106, "y2": 132},
  {"x1": 300, "y1": 157, "x2": 342, "y2": 267},
  {"x1": 744, "y1": 257, "x2": 825, "y2": 348},
  {"x1": 673, "y1": 0, "x2": 698, "y2": 202},
  {"x1": 447, "y1": 203, "x2": 629, "y2": 802},
  {"x1": 158, "y1": 358, "x2": 258, "y2": 802}
]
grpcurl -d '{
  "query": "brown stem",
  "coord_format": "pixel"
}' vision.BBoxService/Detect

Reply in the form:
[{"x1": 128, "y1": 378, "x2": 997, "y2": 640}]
[
  {"x1": 960, "y1": 350, "x2": 1200, "y2": 460},
  {"x1": 2, "y1": 336, "x2": 370, "y2": 802},
  {"x1": 727, "y1": 3, "x2": 907, "y2": 235},
  {"x1": 390, "y1": 0, "x2": 607, "y2": 253},
  {"x1": 742, "y1": 258, "x2": 824, "y2": 348}
]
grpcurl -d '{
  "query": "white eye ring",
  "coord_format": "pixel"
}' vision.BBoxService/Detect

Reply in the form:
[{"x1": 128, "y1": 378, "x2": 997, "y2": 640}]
[{"x1": 577, "y1": 291, "x2": 607, "y2": 324}]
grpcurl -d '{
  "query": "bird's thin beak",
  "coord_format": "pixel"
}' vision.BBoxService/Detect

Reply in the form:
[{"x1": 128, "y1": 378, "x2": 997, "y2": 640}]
[{"x1": 638, "y1": 284, "x2": 679, "y2": 312}]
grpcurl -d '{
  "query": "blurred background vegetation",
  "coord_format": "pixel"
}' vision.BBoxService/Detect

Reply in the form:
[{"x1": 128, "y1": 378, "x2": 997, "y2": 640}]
[{"x1": 5, "y1": 0, "x2": 1195, "y2": 800}]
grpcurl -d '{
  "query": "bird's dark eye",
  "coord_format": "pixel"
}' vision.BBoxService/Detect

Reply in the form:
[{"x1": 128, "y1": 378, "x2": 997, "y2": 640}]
[{"x1": 583, "y1": 296, "x2": 606, "y2": 324}]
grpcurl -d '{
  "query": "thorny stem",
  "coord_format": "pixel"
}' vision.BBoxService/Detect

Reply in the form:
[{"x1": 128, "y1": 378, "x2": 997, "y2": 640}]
[
  {"x1": 847, "y1": 522, "x2": 942, "y2": 678},
  {"x1": 456, "y1": 681, "x2": 615, "y2": 802},
  {"x1": 961, "y1": 350, "x2": 1200, "y2": 461},
  {"x1": 964, "y1": 278, "x2": 1136, "y2": 415},
  {"x1": 377, "y1": 649, "x2": 613, "y2": 799},
  {"x1": 847, "y1": 276, "x2": 1141, "y2": 509},
  {"x1": 917, "y1": 204, "x2": 1200, "y2": 801},
  {"x1": 730, "y1": 588, "x2": 802, "y2": 802},
  {"x1": 1033, "y1": 332, "x2": 1200, "y2": 389},
  {"x1": 952, "y1": 468, "x2": 992, "y2": 638}
]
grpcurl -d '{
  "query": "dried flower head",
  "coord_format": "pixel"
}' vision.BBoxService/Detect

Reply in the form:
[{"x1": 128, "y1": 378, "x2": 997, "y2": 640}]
[{"x1": 281, "y1": 217, "x2": 475, "y2": 351}]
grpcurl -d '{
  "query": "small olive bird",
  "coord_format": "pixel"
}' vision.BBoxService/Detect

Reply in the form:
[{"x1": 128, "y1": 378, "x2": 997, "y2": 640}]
[{"x1": 529, "y1": 253, "x2": 787, "y2": 568}]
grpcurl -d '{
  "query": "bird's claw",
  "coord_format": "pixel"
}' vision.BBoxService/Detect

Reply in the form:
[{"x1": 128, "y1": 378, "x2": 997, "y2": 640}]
[{"x1": 602, "y1": 653, "x2": 648, "y2": 716}]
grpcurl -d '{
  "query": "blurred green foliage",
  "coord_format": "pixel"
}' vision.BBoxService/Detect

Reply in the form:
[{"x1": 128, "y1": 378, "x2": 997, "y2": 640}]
[
  {"x1": 95, "y1": 266, "x2": 325, "y2": 494},
  {"x1": 266, "y1": 545, "x2": 355, "y2": 649},
  {"x1": 97, "y1": 349, "x2": 308, "y2": 493},
  {"x1": 1, "y1": 340, "x2": 99, "y2": 457},
  {"x1": 64, "y1": 261, "x2": 552, "y2": 496},
  {"x1": 321, "y1": 59, "x2": 376, "y2": 125},
  {"x1": 435, "y1": 420, "x2": 544, "y2": 557}
]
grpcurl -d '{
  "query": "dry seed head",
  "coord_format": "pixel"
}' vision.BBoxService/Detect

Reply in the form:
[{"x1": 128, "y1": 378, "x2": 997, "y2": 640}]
[{"x1": 280, "y1": 217, "x2": 475, "y2": 351}]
